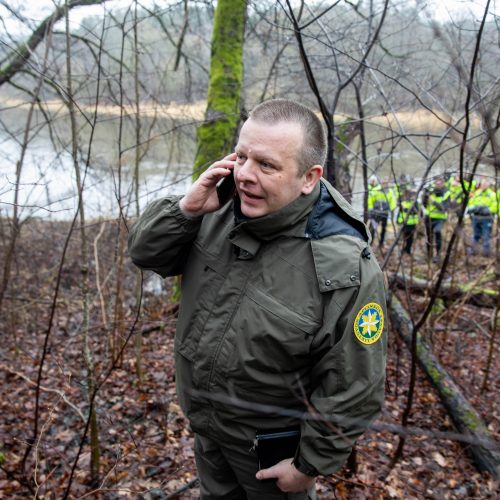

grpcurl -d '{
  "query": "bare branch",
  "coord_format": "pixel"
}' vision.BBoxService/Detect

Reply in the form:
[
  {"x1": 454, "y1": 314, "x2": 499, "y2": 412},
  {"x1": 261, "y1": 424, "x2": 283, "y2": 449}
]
[{"x1": 0, "y1": 0, "x2": 111, "y2": 86}]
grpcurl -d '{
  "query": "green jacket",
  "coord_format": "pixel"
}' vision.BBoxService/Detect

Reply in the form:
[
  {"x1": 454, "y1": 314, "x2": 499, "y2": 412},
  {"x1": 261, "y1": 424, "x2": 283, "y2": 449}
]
[{"x1": 128, "y1": 179, "x2": 387, "y2": 476}]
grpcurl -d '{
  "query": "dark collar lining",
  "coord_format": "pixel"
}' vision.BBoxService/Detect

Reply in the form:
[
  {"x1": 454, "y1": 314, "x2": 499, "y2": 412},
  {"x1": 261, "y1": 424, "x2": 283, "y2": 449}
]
[{"x1": 306, "y1": 183, "x2": 367, "y2": 241}]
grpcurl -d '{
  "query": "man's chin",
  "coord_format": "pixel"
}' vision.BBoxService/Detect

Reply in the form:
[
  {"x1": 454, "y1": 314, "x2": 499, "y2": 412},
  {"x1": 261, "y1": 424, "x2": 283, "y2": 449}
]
[{"x1": 240, "y1": 203, "x2": 268, "y2": 219}]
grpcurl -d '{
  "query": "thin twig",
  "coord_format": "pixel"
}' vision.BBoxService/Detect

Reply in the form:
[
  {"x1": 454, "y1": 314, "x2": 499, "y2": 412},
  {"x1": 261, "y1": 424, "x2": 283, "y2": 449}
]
[{"x1": 1, "y1": 363, "x2": 85, "y2": 422}]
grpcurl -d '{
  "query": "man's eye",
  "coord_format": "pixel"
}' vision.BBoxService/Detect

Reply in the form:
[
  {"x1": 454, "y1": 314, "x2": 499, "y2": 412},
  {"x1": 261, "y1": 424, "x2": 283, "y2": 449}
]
[
  {"x1": 236, "y1": 153, "x2": 246, "y2": 162},
  {"x1": 260, "y1": 161, "x2": 273, "y2": 169}
]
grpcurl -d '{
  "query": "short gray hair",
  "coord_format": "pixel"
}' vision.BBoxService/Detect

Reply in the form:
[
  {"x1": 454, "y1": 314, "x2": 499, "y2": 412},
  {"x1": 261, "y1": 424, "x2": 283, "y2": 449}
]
[{"x1": 249, "y1": 99, "x2": 327, "y2": 175}]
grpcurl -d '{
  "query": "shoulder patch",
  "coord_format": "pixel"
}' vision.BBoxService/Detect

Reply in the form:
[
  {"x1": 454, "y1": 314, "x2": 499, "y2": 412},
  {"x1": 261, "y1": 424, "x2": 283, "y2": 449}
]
[{"x1": 354, "y1": 302, "x2": 384, "y2": 345}]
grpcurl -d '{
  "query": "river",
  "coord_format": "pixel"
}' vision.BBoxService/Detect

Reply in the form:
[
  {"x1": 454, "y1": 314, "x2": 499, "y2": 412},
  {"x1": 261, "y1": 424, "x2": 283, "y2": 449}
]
[{"x1": 0, "y1": 136, "x2": 192, "y2": 221}]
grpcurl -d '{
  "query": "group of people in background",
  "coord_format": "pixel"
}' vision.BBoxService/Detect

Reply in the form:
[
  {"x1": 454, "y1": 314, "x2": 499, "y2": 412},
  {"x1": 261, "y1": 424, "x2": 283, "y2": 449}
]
[{"x1": 367, "y1": 172, "x2": 499, "y2": 262}]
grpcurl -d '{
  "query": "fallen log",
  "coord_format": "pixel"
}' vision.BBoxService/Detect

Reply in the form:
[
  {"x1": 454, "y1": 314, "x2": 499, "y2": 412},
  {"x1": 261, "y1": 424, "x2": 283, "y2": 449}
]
[
  {"x1": 391, "y1": 273, "x2": 497, "y2": 308},
  {"x1": 389, "y1": 293, "x2": 500, "y2": 476}
]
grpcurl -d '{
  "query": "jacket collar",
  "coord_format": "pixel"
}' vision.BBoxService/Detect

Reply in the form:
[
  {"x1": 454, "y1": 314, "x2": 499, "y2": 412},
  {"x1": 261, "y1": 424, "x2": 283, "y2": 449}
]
[
  {"x1": 233, "y1": 182, "x2": 321, "y2": 240},
  {"x1": 228, "y1": 183, "x2": 320, "y2": 257}
]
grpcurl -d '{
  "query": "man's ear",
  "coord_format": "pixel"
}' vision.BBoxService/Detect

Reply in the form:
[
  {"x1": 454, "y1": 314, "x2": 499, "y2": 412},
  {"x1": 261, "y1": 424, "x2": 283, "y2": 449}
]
[{"x1": 301, "y1": 165, "x2": 323, "y2": 195}]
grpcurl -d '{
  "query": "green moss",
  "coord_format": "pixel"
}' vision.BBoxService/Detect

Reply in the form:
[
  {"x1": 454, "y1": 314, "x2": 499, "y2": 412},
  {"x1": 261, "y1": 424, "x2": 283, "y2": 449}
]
[
  {"x1": 413, "y1": 270, "x2": 426, "y2": 280},
  {"x1": 464, "y1": 284, "x2": 489, "y2": 295},
  {"x1": 459, "y1": 281, "x2": 497, "y2": 297},
  {"x1": 431, "y1": 298, "x2": 445, "y2": 316},
  {"x1": 461, "y1": 408, "x2": 482, "y2": 432},
  {"x1": 334, "y1": 120, "x2": 354, "y2": 154},
  {"x1": 475, "y1": 288, "x2": 497, "y2": 297},
  {"x1": 416, "y1": 343, "x2": 424, "y2": 358},
  {"x1": 171, "y1": 276, "x2": 182, "y2": 303},
  {"x1": 440, "y1": 383, "x2": 454, "y2": 397},
  {"x1": 193, "y1": 0, "x2": 246, "y2": 178},
  {"x1": 426, "y1": 362, "x2": 444, "y2": 385}
]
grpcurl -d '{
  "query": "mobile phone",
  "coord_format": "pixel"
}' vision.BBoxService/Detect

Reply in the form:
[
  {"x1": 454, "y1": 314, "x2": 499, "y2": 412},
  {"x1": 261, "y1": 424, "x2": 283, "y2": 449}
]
[{"x1": 216, "y1": 170, "x2": 235, "y2": 206}]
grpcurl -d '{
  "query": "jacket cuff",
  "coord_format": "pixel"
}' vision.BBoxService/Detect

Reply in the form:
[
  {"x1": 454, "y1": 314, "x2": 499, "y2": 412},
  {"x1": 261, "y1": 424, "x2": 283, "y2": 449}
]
[
  {"x1": 170, "y1": 198, "x2": 203, "y2": 224},
  {"x1": 176, "y1": 197, "x2": 204, "y2": 221},
  {"x1": 293, "y1": 455, "x2": 319, "y2": 477}
]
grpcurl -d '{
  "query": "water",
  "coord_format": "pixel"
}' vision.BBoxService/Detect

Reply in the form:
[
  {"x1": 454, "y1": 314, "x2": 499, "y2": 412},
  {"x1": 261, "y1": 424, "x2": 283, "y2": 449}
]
[
  {"x1": 0, "y1": 136, "x2": 192, "y2": 221},
  {"x1": 3, "y1": 133, "x2": 474, "y2": 223}
]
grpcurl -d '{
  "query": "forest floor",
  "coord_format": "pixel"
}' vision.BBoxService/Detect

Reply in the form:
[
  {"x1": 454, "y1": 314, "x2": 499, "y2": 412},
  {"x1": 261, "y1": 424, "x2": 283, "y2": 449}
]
[{"x1": 0, "y1": 218, "x2": 498, "y2": 498}]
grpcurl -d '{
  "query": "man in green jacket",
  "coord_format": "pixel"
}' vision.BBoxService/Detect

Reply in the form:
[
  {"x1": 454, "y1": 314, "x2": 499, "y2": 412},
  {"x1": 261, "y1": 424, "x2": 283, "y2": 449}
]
[{"x1": 128, "y1": 99, "x2": 387, "y2": 499}]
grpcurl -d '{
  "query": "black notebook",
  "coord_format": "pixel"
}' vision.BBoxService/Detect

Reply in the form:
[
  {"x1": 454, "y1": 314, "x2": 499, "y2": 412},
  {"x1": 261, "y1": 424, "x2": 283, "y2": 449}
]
[{"x1": 255, "y1": 427, "x2": 301, "y2": 470}]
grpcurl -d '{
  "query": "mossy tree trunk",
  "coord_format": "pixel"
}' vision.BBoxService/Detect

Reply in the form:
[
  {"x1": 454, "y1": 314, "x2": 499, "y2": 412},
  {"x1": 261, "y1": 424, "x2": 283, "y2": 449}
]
[
  {"x1": 389, "y1": 294, "x2": 499, "y2": 476},
  {"x1": 391, "y1": 273, "x2": 498, "y2": 308},
  {"x1": 193, "y1": 0, "x2": 247, "y2": 178}
]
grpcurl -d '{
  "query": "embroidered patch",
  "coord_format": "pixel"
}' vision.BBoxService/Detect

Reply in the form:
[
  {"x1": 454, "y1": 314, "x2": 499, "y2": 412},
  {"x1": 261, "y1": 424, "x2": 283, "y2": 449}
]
[{"x1": 354, "y1": 302, "x2": 384, "y2": 345}]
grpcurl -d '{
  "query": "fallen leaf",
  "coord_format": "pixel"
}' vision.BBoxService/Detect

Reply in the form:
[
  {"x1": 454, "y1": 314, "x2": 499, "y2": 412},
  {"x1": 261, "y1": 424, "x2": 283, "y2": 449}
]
[{"x1": 432, "y1": 452, "x2": 447, "y2": 467}]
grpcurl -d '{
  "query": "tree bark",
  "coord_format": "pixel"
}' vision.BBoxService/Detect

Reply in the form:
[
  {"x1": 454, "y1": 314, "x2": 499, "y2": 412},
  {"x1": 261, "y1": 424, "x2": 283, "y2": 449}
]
[
  {"x1": 389, "y1": 294, "x2": 500, "y2": 476},
  {"x1": 192, "y1": 0, "x2": 247, "y2": 177},
  {"x1": 391, "y1": 273, "x2": 497, "y2": 308}
]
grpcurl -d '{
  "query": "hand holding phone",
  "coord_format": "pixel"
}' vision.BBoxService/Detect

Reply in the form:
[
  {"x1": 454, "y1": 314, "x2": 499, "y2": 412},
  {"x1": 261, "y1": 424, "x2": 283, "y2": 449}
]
[
  {"x1": 216, "y1": 169, "x2": 236, "y2": 207},
  {"x1": 180, "y1": 152, "x2": 236, "y2": 217}
]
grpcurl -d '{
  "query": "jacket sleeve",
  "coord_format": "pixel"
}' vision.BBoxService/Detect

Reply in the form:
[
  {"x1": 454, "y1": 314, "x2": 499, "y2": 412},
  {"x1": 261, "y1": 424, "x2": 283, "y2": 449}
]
[
  {"x1": 295, "y1": 249, "x2": 387, "y2": 476},
  {"x1": 127, "y1": 196, "x2": 202, "y2": 277}
]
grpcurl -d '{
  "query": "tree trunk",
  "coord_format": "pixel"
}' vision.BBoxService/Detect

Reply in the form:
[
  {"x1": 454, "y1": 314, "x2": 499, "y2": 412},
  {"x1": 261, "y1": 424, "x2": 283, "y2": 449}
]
[
  {"x1": 64, "y1": 1, "x2": 99, "y2": 485},
  {"x1": 0, "y1": 0, "x2": 110, "y2": 86},
  {"x1": 389, "y1": 294, "x2": 500, "y2": 476},
  {"x1": 391, "y1": 273, "x2": 497, "y2": 308},
  {"x1": 192, "y1": 0, "x2": 247, "y2": 177}
]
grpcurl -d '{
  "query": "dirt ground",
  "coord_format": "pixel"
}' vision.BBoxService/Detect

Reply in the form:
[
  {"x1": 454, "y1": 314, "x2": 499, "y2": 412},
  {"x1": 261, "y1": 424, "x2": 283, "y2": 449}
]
[{"x1": 0, "y1": 218, "x2": 498, "y2": 498}]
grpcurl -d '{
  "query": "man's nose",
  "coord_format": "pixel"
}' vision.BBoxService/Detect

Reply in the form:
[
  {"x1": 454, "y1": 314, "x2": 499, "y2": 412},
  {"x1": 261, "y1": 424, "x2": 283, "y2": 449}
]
[{"x1": 235, "y1": 159, "x2": 257, "y2": 183}]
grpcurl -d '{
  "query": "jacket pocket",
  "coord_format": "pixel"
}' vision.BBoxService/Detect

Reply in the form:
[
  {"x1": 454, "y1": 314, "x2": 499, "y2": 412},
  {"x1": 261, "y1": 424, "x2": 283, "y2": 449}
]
[
  {"x1": 175, "y1": 243, "x2": 226, "y2": 361},
  {"x1": 219, "y1": 283, "x2": 321, "y2": 388}
]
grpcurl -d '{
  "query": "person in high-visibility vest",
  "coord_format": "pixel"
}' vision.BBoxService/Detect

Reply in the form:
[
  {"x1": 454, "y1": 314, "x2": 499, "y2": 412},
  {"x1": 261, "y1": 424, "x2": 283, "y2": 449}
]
[
  {"x1": 367, "y1": 176, "x2": 381, "y2": 244},
  {"x1": 423, "y1": 176, "x2": 451, "y2": 263},
  {"x1": 393, "y1": 174, "x2": 410, "y2": 202},
  {"x1": 449, "y1": 173, "x2": 477, "y2": 214},
  {"x1": 383, "y1": 177, "x2": 397, "y2": 213},
  {"x1": 467, "y1": 179, "x2": 498, "y2": 257},
  {"x1": 368, "y1": 176, "x2": 395, "y2": 248},
  {"x1": 397, "y1": 187, "x2": 419, "y2": 255}
]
